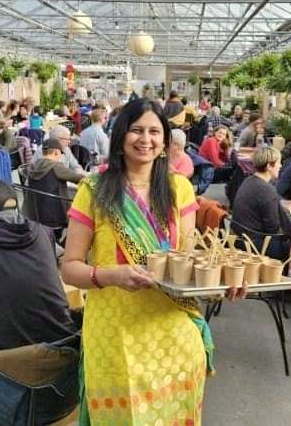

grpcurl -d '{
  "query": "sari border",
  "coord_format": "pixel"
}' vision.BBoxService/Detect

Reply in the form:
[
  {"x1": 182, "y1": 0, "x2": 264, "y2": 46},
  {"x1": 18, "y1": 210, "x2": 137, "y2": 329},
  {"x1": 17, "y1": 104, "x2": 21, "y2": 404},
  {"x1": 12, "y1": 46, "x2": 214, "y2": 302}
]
[
  {"x1": 180, "y1": 201, "x2": 199, "y2": 217},
  {"x1": 67, "y1": 207, "x2": 94, "y2": 230}
]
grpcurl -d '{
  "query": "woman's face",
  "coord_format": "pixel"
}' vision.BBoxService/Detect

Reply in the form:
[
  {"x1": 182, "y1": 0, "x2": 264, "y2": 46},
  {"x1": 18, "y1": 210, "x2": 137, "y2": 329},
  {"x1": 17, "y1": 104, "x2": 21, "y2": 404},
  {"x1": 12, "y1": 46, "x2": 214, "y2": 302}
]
[
  {"x1": 269, "y1": 158, "x2": 281, "y2": 179},
  {"x1": 123, "y1": 111, "x2": 165, "y2": 166},
  {"x1": 20, "y1": 106, "x2": 27, "y2": 117},
  {"x1": 214, "y1": 128, "x2": 227, "y2": 143}
]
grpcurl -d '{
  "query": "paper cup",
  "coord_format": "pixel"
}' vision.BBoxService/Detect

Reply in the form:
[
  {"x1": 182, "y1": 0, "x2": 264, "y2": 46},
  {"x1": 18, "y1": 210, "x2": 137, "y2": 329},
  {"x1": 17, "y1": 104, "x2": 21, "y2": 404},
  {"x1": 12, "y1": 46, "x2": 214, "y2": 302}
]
[
  {"x1": 147, "y1": 253, "x2": 168, "y2": 282},
  {"x1": 171, "y1": 256, "x2": 193, "y2": 286},
  {"x1": 168, "y1": 252, "x2": 188, "y2": 280},
  {"x1": 243, "y1": 260, "x2": 261, "y2": 285},
  {"x1": 195, "y1": 264, "x2": 222, "y2": 288},
  {"x1": 260, "y1": 259, "x2": 283, "y2": 284},
  {"x1": 224, "y1": 263, "x2": 245, "y2": 287}
]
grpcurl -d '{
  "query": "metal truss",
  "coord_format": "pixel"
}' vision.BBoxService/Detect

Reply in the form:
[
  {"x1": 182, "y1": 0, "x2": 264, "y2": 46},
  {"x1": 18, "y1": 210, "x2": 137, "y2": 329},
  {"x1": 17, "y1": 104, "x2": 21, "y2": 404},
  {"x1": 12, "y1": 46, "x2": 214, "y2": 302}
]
[{"x1": 0, "y1": 0, "x2": 291, "y2": 67}]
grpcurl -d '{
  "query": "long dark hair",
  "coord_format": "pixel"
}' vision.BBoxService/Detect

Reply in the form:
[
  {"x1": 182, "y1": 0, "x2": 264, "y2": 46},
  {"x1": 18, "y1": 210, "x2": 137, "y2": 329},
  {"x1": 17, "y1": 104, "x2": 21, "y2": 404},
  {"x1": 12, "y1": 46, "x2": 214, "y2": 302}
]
[{"x1": 95, "y1": 98, "x2": 175, "y2": 222}]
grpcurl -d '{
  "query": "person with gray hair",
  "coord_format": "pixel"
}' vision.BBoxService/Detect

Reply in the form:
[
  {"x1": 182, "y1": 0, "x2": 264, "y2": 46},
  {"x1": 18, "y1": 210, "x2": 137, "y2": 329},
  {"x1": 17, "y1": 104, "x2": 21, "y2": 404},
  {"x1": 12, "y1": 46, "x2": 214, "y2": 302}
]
[
  {"x1": 206, "y1": 105, "x2": 231, "y2": 130},
  {"x1": 169, "y1": 128, "x2": 194, "y2": 178},
  {"x1": 32, "y1": 125, "x2": 85, "y2": 174}
]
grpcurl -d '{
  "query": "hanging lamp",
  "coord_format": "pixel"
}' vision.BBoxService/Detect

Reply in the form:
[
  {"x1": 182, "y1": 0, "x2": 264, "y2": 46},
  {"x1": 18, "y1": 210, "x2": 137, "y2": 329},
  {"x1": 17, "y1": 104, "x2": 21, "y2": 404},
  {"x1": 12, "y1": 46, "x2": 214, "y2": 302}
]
[
  {"x1": 129, "y1": 31, "x2": 154, "y2": 56},
  {"x1": 67, "y1": 9, "x2": 92, "y2": 35}
]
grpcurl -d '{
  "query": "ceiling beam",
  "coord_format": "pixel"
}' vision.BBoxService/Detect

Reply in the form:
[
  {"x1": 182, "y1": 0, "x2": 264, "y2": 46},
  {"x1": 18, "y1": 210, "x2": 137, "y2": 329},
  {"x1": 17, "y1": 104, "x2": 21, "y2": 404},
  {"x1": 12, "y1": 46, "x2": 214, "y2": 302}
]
[
  {"x1": 62, "y1": 0, "x2": 291, "y2": 3},
  {"x1": 209, "y1": 0, "x2": 270, "y2": 66}
]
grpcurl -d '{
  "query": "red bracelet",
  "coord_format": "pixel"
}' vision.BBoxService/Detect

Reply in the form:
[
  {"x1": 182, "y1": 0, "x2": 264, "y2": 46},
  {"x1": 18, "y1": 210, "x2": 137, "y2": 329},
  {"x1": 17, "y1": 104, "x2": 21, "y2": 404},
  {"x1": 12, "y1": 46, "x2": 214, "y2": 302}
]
[{"x1": 90, "y1": 266, "x2": 103, "y2": 289}]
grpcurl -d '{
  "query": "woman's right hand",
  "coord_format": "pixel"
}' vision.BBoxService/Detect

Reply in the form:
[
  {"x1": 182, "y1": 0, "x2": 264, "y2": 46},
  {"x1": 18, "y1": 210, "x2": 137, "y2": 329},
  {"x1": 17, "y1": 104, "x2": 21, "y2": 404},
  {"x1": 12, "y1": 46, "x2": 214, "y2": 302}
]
[{"x1": 111, "y1": 265, "x2": 155, "y2": 292}]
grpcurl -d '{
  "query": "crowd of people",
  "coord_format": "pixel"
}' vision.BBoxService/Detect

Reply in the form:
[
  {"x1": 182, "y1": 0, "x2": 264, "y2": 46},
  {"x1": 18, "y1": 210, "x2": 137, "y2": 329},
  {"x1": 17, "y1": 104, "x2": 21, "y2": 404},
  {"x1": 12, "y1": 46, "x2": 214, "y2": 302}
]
[{"x1": 1, "y1": 88, "x2": 291, "y2": 425}]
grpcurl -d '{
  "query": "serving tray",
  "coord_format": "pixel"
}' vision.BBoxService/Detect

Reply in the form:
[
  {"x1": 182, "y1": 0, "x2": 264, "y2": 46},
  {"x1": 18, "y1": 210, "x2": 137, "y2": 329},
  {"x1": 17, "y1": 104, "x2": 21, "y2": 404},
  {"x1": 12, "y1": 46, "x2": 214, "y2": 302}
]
[{"x1": 156, "y1": 276, "x2": 291, "y2": 298}]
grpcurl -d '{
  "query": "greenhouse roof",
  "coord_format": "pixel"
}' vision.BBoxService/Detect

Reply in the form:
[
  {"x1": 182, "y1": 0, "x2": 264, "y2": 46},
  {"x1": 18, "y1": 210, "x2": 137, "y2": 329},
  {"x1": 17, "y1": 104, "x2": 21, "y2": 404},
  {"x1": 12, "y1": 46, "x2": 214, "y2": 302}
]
[{"x1": 1, "y1": 0, "x2": 291, "y2": 67}]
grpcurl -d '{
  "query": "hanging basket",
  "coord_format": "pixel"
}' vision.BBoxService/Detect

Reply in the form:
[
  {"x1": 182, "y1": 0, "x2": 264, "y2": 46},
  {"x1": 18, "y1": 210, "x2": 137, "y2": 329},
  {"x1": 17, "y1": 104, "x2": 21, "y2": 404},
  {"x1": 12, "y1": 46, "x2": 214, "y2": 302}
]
[
  {"x1": 129, "y1": 31, "x2": 154, "y2": 56},
  {"x1": 67, "y1": 9, "x2": 92, "y2": 35}
]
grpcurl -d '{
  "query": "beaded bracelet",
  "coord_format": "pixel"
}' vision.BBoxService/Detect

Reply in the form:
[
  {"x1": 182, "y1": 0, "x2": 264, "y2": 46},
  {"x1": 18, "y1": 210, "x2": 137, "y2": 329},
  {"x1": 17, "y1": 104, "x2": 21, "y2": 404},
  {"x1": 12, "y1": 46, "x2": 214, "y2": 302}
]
[{"x1": 90, "y1": 266, "x2": 103, "y2": 289}]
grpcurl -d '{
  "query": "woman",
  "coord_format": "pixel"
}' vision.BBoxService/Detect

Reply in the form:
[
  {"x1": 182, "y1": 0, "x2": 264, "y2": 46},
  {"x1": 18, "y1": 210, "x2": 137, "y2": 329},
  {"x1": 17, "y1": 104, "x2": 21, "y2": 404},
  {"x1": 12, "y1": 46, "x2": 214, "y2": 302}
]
[
  {"x1": 4, "y1": 99, "x2": 19, "y2": 125},
  {"x1": 0, "y1": 119, "x2": 17, "y2": 151},
  {"x1": 232, "y1": 147, "x2": 291, "y2": 261},
  {"x1": 62, "y1": 99, "x2": 244, "y2": 425},
  {"x1": 199, "y1": 125, "x2": 231, "y2": 168},
  {"x1": 169, "y1": 128, "x2": 194, "y2": 178},
  {"x1": 68, "y1": 100, "x2": 82, "y2": 135},
  {"x1": 62, "y1": 98, "x2": 208, "y2": 425}
]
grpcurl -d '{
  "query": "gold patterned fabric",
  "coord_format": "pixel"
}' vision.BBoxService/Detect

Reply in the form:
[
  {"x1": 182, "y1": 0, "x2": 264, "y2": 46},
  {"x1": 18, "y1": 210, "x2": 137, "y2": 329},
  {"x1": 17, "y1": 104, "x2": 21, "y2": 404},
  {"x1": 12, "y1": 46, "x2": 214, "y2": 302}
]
[{"x1": 69, "y1": 174, "x2": 207, "y2": 425}]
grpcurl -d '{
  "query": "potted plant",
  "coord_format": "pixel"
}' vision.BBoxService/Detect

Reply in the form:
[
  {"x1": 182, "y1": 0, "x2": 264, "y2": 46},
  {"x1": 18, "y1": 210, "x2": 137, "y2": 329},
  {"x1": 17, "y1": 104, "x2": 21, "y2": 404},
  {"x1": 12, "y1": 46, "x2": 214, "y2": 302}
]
[
  {"x1": 0, "y1": 65, "x2": 18, "y2": 83},
  {"x1": 272, "y1": 115, "x2": 291, "y2": 143},
  {"x1": 30, "y1": 61, "x2": 58, "y2": 83},
  {"x1": 187, "y1": 73, "x2": 200, "y2": 86}
]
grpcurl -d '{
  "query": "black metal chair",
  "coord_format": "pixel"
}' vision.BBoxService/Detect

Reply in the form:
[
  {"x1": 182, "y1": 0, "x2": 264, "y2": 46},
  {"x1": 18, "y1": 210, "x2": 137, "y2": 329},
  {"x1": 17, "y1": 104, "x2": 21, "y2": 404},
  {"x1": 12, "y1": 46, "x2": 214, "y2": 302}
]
[
  {"x1": 12, "y1": 183, "x2": 73, "y2": 243},
  {"x1": 17, "y1": 164, "x2": 29, "y2": 186},
  {"x1": 204, "y1": 218, "x2": 291, "y2": 376},
  {"x1": 70, "y1": 144, "x2": 95, "y2": 171},
  {"x1": 9, "y1": 148, "x2": 22, "y2": 170}
]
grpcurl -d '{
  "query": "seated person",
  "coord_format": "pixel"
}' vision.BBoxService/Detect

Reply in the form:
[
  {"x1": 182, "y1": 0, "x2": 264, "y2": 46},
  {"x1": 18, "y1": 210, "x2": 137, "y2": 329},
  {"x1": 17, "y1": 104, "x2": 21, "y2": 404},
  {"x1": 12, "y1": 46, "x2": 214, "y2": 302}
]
[
  {"x1": 33, "y1": 125, "x2": 85, "y2": 174},
  {"x1": 232, "y1": 147, "x2": 291, "y2": 261},
  {"x1": 181, "y1": 97, "x2": 198, "y2": 127},
  {"x1": 199, "y1": 125, "x2": 231, "y2": 168},
  {"x1": 29, "y1": 105, "x2": 44, "y2": 129},
  {"x1": 28, "y1": 138, "x2": 84, "y2": 228},
  {"x1": 206, "y1": 106, "x2": 231, "y2": 129},
  {"x1": 277, "y1": 161, "x2": 291, "y2": 200},
  {"x1": 14, "y1": 104, "x2": 29, "y2": 124},
  {"x1": 0, "y1": 180, "x2": 77, "y2": 350},
  {"x1": 80, "y1": 108, "x2": 109, "y2": 158},
  {"x1": 235, "y1": 109, "x2": 250, "y2": 137},
  {"x1": 238, "y1": 113, "x2": 262, "y2": 147},
  {"x1": 164, "y1": 90, "x2": 185, "y2": 127},
  {"x1": 0, "y1": 119, "x2": 17, "y2": 151},
  {"x1": 255, "y1": 121, "x2": 269, "y2": 147},
  {"x1": 169, "y1": 129, "x2": 194, "y2": 178}
]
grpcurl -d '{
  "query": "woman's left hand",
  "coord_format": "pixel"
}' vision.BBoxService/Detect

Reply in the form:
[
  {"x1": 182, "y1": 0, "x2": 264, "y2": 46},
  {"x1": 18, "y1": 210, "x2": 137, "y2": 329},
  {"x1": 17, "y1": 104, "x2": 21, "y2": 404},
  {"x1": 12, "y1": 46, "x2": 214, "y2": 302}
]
[{"x1": 225, "y1": 281, "x2": 248, "y2": 301}]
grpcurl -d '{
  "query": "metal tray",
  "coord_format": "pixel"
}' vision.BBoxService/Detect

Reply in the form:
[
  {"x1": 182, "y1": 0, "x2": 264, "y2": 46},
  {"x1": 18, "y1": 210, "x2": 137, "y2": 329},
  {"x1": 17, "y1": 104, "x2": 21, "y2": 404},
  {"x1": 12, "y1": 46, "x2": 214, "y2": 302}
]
[{"x1": 156, "y1": 276, "x2": 291, "y2": 298}]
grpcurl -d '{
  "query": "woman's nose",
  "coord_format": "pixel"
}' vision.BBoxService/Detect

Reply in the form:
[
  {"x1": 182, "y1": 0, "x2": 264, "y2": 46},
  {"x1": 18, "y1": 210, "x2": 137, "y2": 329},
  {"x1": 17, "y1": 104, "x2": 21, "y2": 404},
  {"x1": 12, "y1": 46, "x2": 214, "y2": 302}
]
[{"x1": 140, "y1": 130, "x2": 151, "y2": 142}]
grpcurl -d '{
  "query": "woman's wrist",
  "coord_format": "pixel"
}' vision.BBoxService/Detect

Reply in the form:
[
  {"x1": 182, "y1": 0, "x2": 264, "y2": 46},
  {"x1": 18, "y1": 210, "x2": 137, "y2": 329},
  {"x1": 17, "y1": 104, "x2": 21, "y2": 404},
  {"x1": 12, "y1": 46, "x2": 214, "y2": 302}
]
[{"x1": 90, "y1": 266, "x2": 117, "y2": 288}]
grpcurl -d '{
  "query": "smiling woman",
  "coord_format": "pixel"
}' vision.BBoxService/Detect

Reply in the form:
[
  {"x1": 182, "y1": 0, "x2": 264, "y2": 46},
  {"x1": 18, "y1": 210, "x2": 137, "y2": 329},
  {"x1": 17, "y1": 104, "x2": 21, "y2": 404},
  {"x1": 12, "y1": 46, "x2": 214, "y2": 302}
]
[{"x1": 61, "y1": 98, "x2": 208, "y2": 425}]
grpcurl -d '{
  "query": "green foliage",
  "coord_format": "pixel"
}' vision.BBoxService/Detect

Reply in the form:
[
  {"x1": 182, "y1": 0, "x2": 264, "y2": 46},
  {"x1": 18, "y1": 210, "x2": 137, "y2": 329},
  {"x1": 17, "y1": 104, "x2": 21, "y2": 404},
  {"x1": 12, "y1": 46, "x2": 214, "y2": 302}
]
[
  {"x1": 40, "y1": 85, "x2": 50, "y2": 113},
  {"x1": 10, "y1": 59, "x2": 26, "y2": 70},
  {"x1": 221, "y1": 51, "x2": 287, "y2": 92},
  {"x1": 280, "y1": 50, "x2": 291, "y2": 73},
  {"x1": 245, "y1": 95, "x2": 259, "y2": 111},
  {"x1": 0, "y1": 57, "x2": 25, "y2": 83},
  {"x1": 0, "y1": 65, "x2": 18, "y2": 83},
  {"x1": 40, "y1": 82, "x2": 66, "y2": 113},
  {"x1": 30, "y1": 61, "x2": 58, "y2": 83},
  {"x1": 187, "y1": 73, "x2": 200, "y2": 86},
  {"x1": 271, "y1": 114, "x2": 291, "y2": 141}
]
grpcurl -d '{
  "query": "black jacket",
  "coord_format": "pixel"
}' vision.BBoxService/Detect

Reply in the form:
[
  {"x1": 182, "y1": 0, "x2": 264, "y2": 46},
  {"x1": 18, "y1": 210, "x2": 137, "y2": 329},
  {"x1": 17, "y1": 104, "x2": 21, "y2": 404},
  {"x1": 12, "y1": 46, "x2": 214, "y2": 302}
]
[
  {"x1": 27, "y1": 158, "x2": 83, "y2": 228},
  {"x1": 0, "y1": 211, "x2": 76, "y2": 349}
]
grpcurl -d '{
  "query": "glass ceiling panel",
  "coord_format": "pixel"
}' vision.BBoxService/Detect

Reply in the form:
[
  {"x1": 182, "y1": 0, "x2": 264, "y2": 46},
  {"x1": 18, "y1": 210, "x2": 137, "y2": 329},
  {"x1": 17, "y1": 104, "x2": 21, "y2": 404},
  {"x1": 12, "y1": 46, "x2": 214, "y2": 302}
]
[{"x1": 0, "y1": 0, "x2": 291, "y2": 66}]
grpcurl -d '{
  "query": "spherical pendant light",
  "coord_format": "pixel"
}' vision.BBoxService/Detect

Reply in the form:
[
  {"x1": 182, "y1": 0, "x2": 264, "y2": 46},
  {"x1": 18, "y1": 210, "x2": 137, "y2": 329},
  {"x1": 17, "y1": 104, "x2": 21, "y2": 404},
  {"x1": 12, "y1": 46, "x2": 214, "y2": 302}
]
[
  {"x1": 129, "y1": 31, "x2": 154, "y2": 56},
  {"x1": 67, "y1": 9, "x2": 92, "y2": 35}
]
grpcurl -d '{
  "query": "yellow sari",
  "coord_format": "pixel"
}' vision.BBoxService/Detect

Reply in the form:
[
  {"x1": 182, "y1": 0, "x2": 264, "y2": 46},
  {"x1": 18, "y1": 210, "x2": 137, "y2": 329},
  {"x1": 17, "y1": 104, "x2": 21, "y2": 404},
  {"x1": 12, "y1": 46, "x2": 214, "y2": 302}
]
[{"x1": 69, "y1": 173, "x2": 206, "y2": 426}]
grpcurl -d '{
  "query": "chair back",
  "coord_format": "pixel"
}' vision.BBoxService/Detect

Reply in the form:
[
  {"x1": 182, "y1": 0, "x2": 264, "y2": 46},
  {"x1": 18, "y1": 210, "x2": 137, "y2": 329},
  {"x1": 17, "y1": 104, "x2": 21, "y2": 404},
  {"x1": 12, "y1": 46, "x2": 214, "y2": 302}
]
[
  {"x1": 9, "y1": 148, "x2": 22, "y2": 170},
  {"x1": 62, "y1": 120, "x2": 75, "y2": 135},
  {"x1": 19, "y1": 128, "x2": 45, "y2": 146},
  {"x1": 0, "y1": 333, "x2": 80, "y2": 426},
  {"x1": 18, "y1": 164, "x2": 29, "y2": 185},
  {"x1": 81, "y1": 114, "x2": 91, "y2": 130},
  {"x1": 0, "y1": 149, "x2": 12, "y2": 183},
  {"x1": 12, "y1": 183, "x2": 72, "y2": 229},
  {"x1": 71, "y1": 144, "x2": 93, "y2": 170}
]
